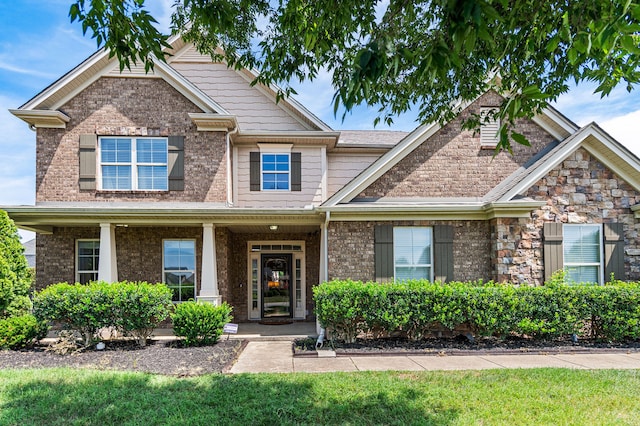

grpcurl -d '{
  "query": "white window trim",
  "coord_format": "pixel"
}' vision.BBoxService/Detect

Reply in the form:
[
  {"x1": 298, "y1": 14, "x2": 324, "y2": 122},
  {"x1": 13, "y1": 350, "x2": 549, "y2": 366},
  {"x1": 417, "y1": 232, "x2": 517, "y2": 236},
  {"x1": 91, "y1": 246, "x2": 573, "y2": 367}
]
[
  {"x1": 162, "y1": 239, "x2": 197, "y2": 302},
  {"x1": 76, "y1": 239, "x2": 100, "y2": 284},
  {"x1": 393, "y1": 227, "x2": 434, "y2": 282},
  {"x1": 98, "y1": 137, "x2": 168, "y2": 191},
  {"x1": 257, "y1": 143, "x2": 293, "y2": 192},
  {"x1": 563, "y1": 224, "x2": 605, "y2": 285}
]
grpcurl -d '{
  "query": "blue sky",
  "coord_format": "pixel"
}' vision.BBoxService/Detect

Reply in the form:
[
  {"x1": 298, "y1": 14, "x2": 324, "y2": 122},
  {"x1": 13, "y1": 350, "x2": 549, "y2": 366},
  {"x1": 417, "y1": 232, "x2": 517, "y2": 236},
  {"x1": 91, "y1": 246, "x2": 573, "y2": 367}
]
[{"x1": 2, "y1": 1, "x2": 640, "y2": 241}]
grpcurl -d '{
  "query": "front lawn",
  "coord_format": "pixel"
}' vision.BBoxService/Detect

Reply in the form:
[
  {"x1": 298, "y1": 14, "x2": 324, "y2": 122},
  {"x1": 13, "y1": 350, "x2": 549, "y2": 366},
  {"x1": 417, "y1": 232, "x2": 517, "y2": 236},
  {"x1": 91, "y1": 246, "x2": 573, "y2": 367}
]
[{"x1": 1, "y1": 368, "x2": 639, "y2": 425}]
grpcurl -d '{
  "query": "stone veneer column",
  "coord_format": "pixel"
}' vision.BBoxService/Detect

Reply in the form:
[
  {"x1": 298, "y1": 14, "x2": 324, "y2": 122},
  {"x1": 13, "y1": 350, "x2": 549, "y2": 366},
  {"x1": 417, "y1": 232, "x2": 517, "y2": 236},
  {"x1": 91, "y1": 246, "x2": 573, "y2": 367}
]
[
  {"x1": 98, "y1": 223, "x2": 118, "y2": 282},
  {"x1": 199, "y1": 223, "x2": 222, "y2": 305}
]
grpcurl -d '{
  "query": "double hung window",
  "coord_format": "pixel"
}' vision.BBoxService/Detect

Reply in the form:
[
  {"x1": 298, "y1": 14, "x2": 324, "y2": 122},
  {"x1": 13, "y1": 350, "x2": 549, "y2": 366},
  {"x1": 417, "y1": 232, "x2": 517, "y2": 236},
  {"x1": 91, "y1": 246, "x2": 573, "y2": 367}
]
[
  {"x1": 393, "y1": 227, "x2": 433, "y2": 281},
  {"x1": 163, "y1": 240, "x2": 196, "y2": 302},
  {"x1": 563, "y1": 224, "x2": 603, "y2": 284},
  {"x1": 100, "y1": 137, "x2": 168, "y2": 190},
  {"x1": 76, "y1": 239, "x2": 99, "y2": 284},
  {"x1": 262, "y1": 153, "x2": 290, "y2": 190}
]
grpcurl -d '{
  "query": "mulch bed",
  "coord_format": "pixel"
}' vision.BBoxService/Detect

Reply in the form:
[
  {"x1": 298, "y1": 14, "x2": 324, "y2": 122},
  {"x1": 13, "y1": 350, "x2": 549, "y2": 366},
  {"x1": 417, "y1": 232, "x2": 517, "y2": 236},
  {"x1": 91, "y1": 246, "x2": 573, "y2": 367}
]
[
  {"x1": 294, "y1": 335, "x2": 640, "y2": 357},
  {"x1": 0, "y1": 339, "x2": 247, "y2": 377}
]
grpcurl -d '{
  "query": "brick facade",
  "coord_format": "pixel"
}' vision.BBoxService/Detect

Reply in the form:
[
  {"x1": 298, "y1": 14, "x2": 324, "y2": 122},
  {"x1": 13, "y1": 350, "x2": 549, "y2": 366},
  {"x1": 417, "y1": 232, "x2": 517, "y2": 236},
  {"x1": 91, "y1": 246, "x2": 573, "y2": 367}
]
[
  {"x1": 359, "y1": 92, "x2": 556, "y2": 199},
  {"x1": 36, "y1": 77, "x2": 227, "y2": 202},
  {"x1": 328, "y1": 220, "x2": 491, "y2": 282},
  {"x1": 493, "y1": 148, "x2": 640, "y2": 284},
  {"x1": 36, "y1": 226, "x2": 319, "y2": 322}
]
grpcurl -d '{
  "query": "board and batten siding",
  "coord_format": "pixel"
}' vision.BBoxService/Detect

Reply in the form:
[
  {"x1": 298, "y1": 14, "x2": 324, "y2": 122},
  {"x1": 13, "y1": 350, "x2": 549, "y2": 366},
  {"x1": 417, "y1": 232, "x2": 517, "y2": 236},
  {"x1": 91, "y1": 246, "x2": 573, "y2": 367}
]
[
  {"x1": 170, "y1": 60, "x2": 309, "y2": 131},
  {"x1": 327, "y1": 153, "x2": 382, "y2": 197},
  {"x1": 236, "y1": 146, "x2": 323, "y2": 207}
]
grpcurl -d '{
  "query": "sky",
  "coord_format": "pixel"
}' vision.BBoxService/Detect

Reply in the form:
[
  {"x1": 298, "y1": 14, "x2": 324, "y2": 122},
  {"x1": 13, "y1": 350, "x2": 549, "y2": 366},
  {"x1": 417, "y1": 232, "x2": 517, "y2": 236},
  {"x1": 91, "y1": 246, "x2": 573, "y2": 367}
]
[{"x1": 2, "y1": 0, "x2": 640, "y2": 242}]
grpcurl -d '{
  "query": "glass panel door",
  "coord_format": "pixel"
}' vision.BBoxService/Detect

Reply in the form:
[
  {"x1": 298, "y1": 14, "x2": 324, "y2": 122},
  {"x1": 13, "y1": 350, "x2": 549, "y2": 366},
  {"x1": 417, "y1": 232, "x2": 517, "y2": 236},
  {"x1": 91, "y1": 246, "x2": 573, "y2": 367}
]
[{"x1": 261, "y1": 254, "x2": 292, "y2": 318}]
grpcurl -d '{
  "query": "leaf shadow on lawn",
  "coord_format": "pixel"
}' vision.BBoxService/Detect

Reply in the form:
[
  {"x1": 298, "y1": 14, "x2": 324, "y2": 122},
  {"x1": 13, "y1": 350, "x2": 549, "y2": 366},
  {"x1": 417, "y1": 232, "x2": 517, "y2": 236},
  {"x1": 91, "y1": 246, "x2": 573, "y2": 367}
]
[{"x1": 0, "y1": 369, "x2": 458, "y2": 426}]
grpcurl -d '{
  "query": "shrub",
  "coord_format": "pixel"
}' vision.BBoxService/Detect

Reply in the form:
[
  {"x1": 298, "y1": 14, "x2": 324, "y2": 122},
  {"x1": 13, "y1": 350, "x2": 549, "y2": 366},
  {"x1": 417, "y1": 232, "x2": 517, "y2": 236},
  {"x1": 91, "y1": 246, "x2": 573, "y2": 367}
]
[
  {"x1": 0, "y1": 314, "x2": 48, "y2": 349},
  {"x1": 0, "y1": 210, "x2": 33, "y2": 318},
  {"x1": 314, "y1": 279, "x2": 640, "y2": 342},
  {"x1": 33, "y1": 281, "x2": 172, "y2": 346},
  {"x1": 34, "y1": 282, "x2": 112, "y2": 346},
  {"x1": 112, "y1": 281, "x2": 173, "y2": 346},
  {"x1": 172, "y1": 301, "x2": 233, "y2": 346}
]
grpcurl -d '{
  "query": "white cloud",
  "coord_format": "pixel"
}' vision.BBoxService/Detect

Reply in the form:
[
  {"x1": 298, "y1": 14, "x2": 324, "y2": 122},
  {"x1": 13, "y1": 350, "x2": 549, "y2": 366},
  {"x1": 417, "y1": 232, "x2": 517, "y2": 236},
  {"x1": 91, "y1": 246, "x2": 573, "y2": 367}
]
[{"x1": 599, "y1": 110, "x2": 640, "y2": 158}]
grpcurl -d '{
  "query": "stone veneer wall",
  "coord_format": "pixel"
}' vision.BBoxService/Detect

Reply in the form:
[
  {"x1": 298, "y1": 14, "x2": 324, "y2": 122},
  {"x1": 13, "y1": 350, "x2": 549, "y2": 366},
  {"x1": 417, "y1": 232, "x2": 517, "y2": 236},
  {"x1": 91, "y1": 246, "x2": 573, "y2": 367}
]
[
  {"x1": 328, "y1": 220, "x2": 491, "y2": 282},
  {"x1": 36, "y1": 77, "x2": 227, "y2": 202},
  {"x1": 359, "y1": 92, "x2": 556, "y2": 199},
  {"x1": 227, "y1": 231, "x2": 320, "y2": 322},
  {"x1": 492, "y1": 148, "x2": 640, "y2": 284}
]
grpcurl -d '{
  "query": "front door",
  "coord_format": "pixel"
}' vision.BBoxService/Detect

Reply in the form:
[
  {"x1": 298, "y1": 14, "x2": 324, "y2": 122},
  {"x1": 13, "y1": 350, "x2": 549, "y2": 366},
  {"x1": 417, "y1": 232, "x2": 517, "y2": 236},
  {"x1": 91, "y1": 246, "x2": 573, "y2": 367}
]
[{"x1": 261, "y1": 254, "x2": 292, "y2": 318}]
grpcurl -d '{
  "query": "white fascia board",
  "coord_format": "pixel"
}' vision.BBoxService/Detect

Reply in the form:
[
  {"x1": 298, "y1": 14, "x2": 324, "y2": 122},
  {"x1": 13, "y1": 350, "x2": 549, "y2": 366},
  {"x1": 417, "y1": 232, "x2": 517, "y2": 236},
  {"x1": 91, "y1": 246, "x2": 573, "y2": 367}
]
[
  {"x1": 580, "y1": 125, "x2": 640, "y2": 192},
  {"x1": 9, "y1": 109, "x2": 70, "y2": 129},
  {"x1": 3, "y1": 205, "x2": 324, "y2": 226},
  {"x1": 500, "y1": 123, "x2": 640, "y2": 201},
  {"x1": 322, "y1": 122, "x2": 441, "y2": 207},
  {"x1": 20, "y1": 49, "x2": 108, "y2": 110},
  {"x1": 497, "y1": 127, "x2": 591, "y2": 202},
  {"x1": 321, "y1": 200, "x2": 542, "y2": 221},
  {"x1": 532, "y1": 106, "x2": 579, "y2": 140}
]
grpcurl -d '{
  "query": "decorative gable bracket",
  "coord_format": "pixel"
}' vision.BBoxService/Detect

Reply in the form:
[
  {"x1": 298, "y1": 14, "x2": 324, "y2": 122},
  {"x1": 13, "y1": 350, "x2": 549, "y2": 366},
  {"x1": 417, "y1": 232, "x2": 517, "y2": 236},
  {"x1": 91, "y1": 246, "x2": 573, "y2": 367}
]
[{"x1": 10, "y1": 109, "x2": 70, "y2": 129}]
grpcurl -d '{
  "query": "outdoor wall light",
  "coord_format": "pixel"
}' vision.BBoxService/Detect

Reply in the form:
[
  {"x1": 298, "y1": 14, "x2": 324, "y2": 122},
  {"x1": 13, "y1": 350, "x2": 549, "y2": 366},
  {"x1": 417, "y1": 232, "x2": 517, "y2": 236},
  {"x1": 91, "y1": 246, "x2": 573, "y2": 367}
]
[{"x1": 269, "y1": 225, "x2": 278, "y2": 231}]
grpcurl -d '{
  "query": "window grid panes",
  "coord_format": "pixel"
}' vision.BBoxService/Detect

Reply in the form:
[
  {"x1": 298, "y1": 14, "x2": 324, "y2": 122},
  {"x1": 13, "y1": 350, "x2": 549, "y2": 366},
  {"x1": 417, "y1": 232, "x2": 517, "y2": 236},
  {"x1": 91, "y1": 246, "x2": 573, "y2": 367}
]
[
  {"x1": 100, "y1": 137, "x2": 168, "y2": 190},
  {"x1": 76, "y1": 240, "x2": 99, "y2": 284},
  {"x1": 394, "y1": 227, "x2": 432, "y2": 281},
  {"x1": 262, "y1": 153, "x2": 290, "y2": 190},
  {"x1": 163, "y1": 240, "x2": 196, "y2": 302},
  {"x1": 564, "y1": 224, "x2": 602, "y2": 284}
]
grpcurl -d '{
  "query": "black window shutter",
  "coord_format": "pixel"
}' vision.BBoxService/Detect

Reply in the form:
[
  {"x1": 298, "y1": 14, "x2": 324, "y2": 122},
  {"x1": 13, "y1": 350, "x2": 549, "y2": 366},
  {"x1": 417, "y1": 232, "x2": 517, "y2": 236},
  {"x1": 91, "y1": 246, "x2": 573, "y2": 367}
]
[
  {"x1": 433, "y1": 225, "x2": 454, "y2": 283},
  {"x1": 168, "y1": 136, "x2": 185, "y2": 191},
  {"x1": 543, "y1": 223, "x2": 564, "y2": 282},
  {"x1": 604, "y1": 223, "x2": 625, "y2": 281},
  {"x1": 374, "y1": 225, "x2": 394, "y2": 283},
  {"x1": 291, "y1": 152, "x2": 301, "y2": 191},
  {"x1": 250, "y1": 152, "x2": 260, "y2": 191},
  {"x1": 79, "y1": 134, "x2": 97, "y2": 190}
]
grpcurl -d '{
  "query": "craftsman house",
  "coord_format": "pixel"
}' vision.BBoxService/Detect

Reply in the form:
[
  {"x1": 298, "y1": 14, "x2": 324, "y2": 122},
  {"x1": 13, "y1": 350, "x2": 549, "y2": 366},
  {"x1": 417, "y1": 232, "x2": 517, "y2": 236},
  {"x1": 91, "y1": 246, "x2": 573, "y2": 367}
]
[{"x1": 6, "y1": 36, "x2": 640, "y2": 322}]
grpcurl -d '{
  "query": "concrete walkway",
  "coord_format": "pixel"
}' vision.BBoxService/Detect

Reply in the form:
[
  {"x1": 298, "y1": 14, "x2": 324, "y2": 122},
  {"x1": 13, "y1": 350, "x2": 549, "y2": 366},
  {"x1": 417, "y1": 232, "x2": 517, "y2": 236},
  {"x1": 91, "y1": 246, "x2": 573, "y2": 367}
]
[{"x1": 230, "y1": 341, "x2": 640, "y2": 374}]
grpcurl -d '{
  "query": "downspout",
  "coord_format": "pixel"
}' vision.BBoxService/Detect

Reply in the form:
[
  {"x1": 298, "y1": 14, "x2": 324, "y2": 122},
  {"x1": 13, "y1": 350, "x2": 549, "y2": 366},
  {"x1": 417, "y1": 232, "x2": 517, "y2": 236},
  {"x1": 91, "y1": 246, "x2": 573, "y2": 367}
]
[
  {"x1": 317, "y1": 210, "x2": 330, "y2": 348},
  {"x1": 226, "y1": 125, "x2": 238, "y2": 206}
]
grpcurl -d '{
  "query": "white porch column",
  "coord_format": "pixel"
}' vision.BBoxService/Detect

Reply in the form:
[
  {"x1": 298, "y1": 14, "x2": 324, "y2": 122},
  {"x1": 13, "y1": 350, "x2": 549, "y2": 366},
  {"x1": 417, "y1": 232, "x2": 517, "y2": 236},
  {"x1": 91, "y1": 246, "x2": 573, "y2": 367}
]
[
  {"x1": 98, "y1": 223, "x2": 118, "y2": 282},
  {"x1": 198, "y1": 223, "x2": 222, "y2": 305}
]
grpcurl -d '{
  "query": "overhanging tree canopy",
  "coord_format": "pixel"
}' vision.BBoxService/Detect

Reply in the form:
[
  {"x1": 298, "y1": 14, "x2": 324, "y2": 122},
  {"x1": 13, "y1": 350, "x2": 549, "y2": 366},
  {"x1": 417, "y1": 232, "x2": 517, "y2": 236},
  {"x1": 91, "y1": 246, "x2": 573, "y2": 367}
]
[{"x1": 69, "y1": 0, "x2": 640, "y2": 151}]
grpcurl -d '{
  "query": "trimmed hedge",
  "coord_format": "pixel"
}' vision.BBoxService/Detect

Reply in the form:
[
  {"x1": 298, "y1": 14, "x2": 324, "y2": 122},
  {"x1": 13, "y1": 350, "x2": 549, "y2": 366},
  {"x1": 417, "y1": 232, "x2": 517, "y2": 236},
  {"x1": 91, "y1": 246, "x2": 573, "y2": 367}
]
[
  {"x1": 314, "y1": 279, "x2": 640, "y2": 343},
  {"x1": 171, "y1": 301, "x2": 233, "y2": 346},
  {"x1": 33, "y1": 281, "x2": 172, "y2": 346},
  {"x1": 0, "y1": 314, "x2": 48, "y2": 349}
]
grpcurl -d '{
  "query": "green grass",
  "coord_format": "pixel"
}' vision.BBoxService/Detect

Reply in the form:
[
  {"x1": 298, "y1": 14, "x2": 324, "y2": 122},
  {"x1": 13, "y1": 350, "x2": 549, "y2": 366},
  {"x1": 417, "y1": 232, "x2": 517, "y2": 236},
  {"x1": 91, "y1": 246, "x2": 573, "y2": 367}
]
[{"x1": 0, "y1": 368, "x2": 639, "y2": 425}]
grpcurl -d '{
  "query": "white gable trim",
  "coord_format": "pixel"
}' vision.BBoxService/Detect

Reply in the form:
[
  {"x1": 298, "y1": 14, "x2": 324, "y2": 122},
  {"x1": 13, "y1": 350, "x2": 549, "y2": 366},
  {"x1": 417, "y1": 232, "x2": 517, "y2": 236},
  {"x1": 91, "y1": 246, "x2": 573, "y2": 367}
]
[
  {"x1": 498, "y1": 123, "x2": 640, "y2": 201},
  {"x1": 323, "y1": 95, "x2": 580, "y2": 207},
  {"x1": 322, "y1": 122, "x2": 440, "y2": 206}
]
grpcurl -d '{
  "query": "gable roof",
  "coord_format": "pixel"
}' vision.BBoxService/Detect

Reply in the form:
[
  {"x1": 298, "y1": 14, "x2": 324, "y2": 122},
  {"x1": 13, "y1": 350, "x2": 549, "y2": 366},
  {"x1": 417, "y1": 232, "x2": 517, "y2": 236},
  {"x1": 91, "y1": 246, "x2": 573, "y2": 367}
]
[
  {"x1": 323, "y1": 101, "x2": 579, "y2": 208},
  {"x1": 492, "y1": 122, "x2": 640, "y2": 202},
  {"x1": 12, "y1": 35, "x2": 332, "y2": 132}
]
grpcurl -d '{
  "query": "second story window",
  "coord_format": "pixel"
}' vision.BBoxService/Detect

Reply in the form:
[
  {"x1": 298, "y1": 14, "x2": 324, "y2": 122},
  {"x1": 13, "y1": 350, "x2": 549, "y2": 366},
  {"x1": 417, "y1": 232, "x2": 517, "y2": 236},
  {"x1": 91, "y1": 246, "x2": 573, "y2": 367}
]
[
  {"x1": 100, "y1": 137, "x2": 168, "y2": 191},
  {"x1": 262, "y1": 153, "x2": 290, "y2": 190}
]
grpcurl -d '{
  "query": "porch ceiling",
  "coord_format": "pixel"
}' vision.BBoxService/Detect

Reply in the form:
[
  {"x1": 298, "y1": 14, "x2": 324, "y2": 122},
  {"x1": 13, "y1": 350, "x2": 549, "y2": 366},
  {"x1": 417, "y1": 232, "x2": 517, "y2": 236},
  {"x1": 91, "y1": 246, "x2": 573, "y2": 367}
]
[{"x1": 225, "y1": 224, "x2": 320, "y2": 234}]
